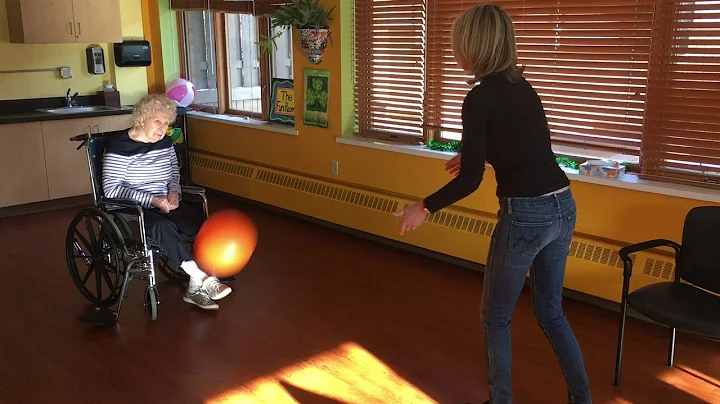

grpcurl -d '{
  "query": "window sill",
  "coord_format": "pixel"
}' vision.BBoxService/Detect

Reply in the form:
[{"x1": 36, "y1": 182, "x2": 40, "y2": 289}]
[
  {"x1": 187, "y1": 111, "x2": 297, "y2": 136},
  {"x1": 337, "y1": 135, "x2": 720, "y2": 204}
]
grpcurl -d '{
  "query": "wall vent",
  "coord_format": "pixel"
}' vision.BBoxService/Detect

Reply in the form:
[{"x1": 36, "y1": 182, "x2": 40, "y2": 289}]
[
  {"x1": 256, "y1": 169, "x2": 399, "y2": 213},
  {"x1": 566, "y1": 241, "x2": 639, "y2": 269},
  {"x1": 190, "y1": 154, "x2": 254, "y2": 178},
  {"x1": 403, "y1": 203, "x2": 496, "y2": 237},
  {"x1": 642, "y1": 257, "x2": 676, "y2": 281},
  {"x1": 190, "y1": 152, "x2": 662, "y2": 276}
]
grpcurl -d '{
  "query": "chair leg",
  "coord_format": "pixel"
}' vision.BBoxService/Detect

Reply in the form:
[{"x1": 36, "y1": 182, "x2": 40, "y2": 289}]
[
  {"x1": 614, "y1": 300, "x2": 628, "y2": 388},
  {"x1": 668, "y1": 327, "x2": 676, "y2": 367}
]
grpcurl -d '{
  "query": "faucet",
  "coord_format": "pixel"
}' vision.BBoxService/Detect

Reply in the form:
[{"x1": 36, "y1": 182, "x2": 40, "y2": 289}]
[{"x1": 65, "y1": 88, "x2": 79, "y2": 107}]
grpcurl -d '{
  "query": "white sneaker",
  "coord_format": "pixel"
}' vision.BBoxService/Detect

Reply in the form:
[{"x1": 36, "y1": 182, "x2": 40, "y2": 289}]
[
  {"x1": 202, "y1": 276, "x2": 232, "y2": 301},
  {"x1": 183, "y1": 289, "x2": 219, "y2": 310}
]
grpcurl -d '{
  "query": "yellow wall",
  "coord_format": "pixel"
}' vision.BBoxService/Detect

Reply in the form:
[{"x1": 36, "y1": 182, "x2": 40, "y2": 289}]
[
  {"x1": 0, "y1": 0, "x2": 148, "y2": 104},
  {"x1": 184, "y1": 0, "x2": 712, "y2": 246},
  {"x1": 174, "y1": 0, "x2": 714, "y2": 278}
]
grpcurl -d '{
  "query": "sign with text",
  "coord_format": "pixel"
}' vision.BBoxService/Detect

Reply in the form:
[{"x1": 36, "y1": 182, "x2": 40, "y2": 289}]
[{"x1": 269, "y1": 79, "x2": 295, "y2": 126}]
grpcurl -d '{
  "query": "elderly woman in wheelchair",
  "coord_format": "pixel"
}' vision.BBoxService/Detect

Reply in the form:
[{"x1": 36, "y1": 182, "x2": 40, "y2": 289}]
[
  {"x1": 68, "y1": 94, "x2": 232, "y2": 324},
  {"x1": 99, "y1": 93, "x2": 232, "y2": 311}
]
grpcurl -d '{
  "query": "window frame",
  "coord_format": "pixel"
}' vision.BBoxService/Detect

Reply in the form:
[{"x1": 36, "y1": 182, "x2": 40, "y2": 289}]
[{"x1": 176, "y1": 9, "x2": 284, "y2": 122}]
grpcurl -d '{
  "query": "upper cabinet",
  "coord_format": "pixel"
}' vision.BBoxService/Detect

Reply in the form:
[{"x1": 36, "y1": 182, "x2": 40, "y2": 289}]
[{"x1": 6, "y1": 0, "x2": 123, "y2": 44}]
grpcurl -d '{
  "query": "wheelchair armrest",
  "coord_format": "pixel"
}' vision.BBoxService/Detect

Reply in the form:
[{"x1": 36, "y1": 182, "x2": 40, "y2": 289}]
[
  {"x1": 181, "y1": 185, "x2": 206, "y2": 195},
  {"x1": 100, "y1": 197, "x2": 142, "y2": 208},
  {"x1": 100, "y1": 197, "x2": 144, "y2": 216}
]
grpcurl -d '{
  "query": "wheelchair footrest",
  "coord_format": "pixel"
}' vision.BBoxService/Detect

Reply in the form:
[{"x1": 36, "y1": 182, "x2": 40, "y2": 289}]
[{"x1": 79, "y1": 306, "x2": 119, "y2": 327}]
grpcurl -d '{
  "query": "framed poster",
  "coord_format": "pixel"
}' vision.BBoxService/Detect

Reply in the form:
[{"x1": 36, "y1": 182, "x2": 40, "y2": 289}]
[
  {"x1": 268, "y1": 79, "x2": 295, "y2": 126},
  {"x1": 303, "y1": 69, "x2": 330, "y2": 128}
]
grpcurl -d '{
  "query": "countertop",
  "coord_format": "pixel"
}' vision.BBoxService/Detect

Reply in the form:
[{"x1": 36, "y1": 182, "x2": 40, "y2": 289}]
[
  {"x1": 0, "y1": 95, "x2": 133, "y2": 125},
  {"x1": 0, "y1": 95, "x2": 192, "y2": 125},
  {"x1": 0, "y1": 106, "x2": 133, "y2": 125}
]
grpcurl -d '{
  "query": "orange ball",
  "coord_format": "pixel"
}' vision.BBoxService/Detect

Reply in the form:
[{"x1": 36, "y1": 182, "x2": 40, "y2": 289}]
[{"x1": 193, "y1": 208, "x2": 258, "y2": 278}]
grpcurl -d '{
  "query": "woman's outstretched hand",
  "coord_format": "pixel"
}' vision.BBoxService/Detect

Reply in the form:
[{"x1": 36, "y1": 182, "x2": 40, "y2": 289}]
[
  {"x1": 446, "y1": 153, "x2": 461, "y2": 176},
  {"x1": 393, "y1": 201, "x2": 429, "y2": 236}
]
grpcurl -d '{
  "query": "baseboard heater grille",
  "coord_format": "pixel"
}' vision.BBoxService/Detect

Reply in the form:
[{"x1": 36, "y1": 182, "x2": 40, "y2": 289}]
[
  {"x1": 190, "y1": 151, "x2": 674, "y2": 280},
  {"x1": 256, "y1": 169, "x2": 399, "y2": 214}
]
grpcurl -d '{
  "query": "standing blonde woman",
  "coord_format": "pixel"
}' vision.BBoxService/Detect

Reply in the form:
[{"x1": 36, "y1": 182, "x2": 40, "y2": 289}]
[{"x1": 394, "y1": 4, "x2": 592, "y2": 404}]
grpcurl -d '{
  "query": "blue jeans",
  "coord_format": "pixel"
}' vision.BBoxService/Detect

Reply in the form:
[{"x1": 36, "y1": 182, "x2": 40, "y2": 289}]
[{"x1": 481, "y1": 188, "x2": 592, "y2": 404}]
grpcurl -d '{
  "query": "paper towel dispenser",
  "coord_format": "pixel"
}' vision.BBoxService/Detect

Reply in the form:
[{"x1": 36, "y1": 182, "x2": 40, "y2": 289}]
[{"x1": 113, "y1": 40, "x2": 151, "y2": 67}]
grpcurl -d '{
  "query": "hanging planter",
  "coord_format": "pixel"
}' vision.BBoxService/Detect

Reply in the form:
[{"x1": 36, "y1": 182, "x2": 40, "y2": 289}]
[
  {"x1": 256, "y1": 0, "x2": 336, "y2": 65},
  {"x1": 296, "y1": 26, "x2": 330, "y2": 64}
]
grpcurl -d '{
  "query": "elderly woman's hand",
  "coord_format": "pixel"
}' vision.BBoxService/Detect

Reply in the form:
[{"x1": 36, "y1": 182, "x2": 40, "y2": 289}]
[
  {"x1": 152, "y1": 195, "x2": 171, "y2": 214},
  {"x1": 167, "y1": 191, "x2": 180, "y2": 211}
]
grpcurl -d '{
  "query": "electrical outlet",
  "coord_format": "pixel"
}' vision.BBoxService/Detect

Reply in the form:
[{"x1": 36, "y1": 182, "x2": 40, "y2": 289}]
[
  {"x1": 60, "y1": 67, "x2": 72, "y2": 79},
  {"x1": 331, "y1": 160, "x2": 339, "y2": 176}
]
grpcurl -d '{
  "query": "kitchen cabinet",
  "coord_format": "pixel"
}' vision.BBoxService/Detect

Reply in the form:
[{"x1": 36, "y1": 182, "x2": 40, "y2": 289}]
[
  {"x1": 0, "y1": 114, "x2": 133, "y2": 208},
  {"x1": 6, "y1": 0, "x2": 122, "y2": 44},
  {"x1": 0, "y1": 123, "x2": 50, "y2": 208},
  {"x1": 41, "y1": 118, "x2": 96, "y2": 200},
  {"x1": 41, "y1": 114, "x2": 132, "y2": 200},
  {"x1": 96, "y1": 114, "x2": 132, "y2": 133}
]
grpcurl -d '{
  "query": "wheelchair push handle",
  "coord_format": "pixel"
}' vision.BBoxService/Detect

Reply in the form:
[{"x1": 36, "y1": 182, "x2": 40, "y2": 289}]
[{"x1": 69, "y1": 133, "x2": 89, "y2": 150}]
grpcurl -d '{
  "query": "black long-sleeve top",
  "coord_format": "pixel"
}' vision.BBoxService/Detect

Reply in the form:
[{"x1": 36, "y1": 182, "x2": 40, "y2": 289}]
[{"x1": 423, "y1": 73, "x2": 570, "y2": 213}]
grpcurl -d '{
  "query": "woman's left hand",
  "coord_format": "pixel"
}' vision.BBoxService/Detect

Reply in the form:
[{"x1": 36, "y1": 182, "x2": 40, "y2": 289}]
[
  {"x1": 393, "y1": 201, "x2": 429, "y2": 236},
  {"x1": 167, "y1": 191, "x2": 180, "y2": 210}
]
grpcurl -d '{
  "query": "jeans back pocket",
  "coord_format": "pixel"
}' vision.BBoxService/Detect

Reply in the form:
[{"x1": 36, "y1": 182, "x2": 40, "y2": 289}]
[{"x1": 509, "y1": 220, "x2": 554, "y2": 257}]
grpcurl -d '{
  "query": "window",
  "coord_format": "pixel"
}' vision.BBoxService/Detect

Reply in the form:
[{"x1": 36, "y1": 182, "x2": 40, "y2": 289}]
[
  {"x1": 172, "y1": 0, "x2": 293, "y2": 121},
  {"x1": 180, "y1": 9, "x2": 219, "y2": 109},
  {"x1": 354, "y1": 0, "x2": 720, "y2": 188},
  {"x1": 226, "y1": 13, "x2": 262, "y2": 115},
  {"x1": 354, "y1": 0, "x2": 426, "y2": 141},
  {"x1": 640, "y1": 0, "x2": 720, "y2": 186}
]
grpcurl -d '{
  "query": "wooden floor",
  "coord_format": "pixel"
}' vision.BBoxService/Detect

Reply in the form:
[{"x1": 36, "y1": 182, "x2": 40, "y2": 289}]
[{"x1": 1, "y1": 194, "x2": 718, "y2": 404}]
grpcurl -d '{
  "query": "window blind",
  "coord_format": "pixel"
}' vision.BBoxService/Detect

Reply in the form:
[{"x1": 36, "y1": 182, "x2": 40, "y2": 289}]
[
  {"x1": 640, "y1": 0, "x2": 720, "y2": 187},
  {"x1": 354, "y1": 0, "x2": 427, "y2": 140},
  {"x1": 171, "y1": 0, "x2": 256, "y2": 13},
  {"x1": 170, "y1": 0, "x2": 210, "y2": 10},
  {"x1": 209, "y1": 0, "x2": 253, "y2": 13},
  {"x1": 425, "y1": 0, "x2": 654, "y2": 152},
  {"x1": 253, "y1": 0, "x2": 291, "y2": 16}
]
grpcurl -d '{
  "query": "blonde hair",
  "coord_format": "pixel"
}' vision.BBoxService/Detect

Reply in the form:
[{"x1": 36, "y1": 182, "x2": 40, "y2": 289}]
[
  {"x1": 451, "y1": 3, "x2": 524, "y2": 84},
  {"x1": 132, "y1": 93, "x2": 177, "y2": 127}
]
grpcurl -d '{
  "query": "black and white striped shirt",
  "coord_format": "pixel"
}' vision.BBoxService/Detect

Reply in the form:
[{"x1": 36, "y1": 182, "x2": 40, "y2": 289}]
[{"x1": 102, "y1": 130, "x2": 181, "y2": 209}]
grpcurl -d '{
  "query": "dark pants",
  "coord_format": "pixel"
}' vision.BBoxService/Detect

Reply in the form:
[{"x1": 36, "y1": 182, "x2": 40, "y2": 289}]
[
  {"x1": 144, "y1": 201, "x2": 204, "y2": 265},
  {"x1": 481, "y1": 188, "x2": 591, "y2": 404}
]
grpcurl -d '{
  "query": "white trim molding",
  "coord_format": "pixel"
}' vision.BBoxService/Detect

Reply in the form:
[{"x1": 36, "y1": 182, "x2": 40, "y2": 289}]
[
  {"x1": 337, "y1": 135, "x2": 720, "y2": 205},
  {"x1": 187, "y1": 110, "x2": 298, "y2": 136}
]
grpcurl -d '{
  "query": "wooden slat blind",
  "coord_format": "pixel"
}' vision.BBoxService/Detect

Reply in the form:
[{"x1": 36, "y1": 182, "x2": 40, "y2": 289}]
[
  {"x1": 426, "y1": 0, "x2": 654, "y2": 153},
  {"x1": 253, "y1": 0, "x2": 291, "y2": 16},
  {"x1": 171, "y1": 0, "x2": 256, "y2": 14},
  {"x1": 640, "y1": 0, "x2": 720, "y2": 186},
  {"x1": 209, "y1": 0, "x2": 253, "y2": 13},
  {"x1": 354, "y1": 0, "x2": 427, "y2": 139},
  {"x1": 170, "y1": 0, "x2": 210, "y2": 10}
]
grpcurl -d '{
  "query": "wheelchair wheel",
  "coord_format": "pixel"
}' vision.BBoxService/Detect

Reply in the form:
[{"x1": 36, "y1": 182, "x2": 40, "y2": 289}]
[
  {"x1": 144, "y1": 285, "x2": 158, "y2": 321},
  {"x1": 110, "y1": 212, "x2": 133, "y2": 242},
  {"x1": 66, "y1": 207, "x2": 126, "y2": 307}
]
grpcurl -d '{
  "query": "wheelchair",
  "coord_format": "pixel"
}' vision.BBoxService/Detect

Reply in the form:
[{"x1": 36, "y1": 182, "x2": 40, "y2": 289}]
[{"x1": 67, "y1": 130, "x2": 216, "y2": 326}]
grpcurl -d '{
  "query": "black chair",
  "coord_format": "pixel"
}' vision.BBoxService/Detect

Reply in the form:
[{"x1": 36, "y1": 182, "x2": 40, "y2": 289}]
[
  {"x1": 66, "y1": 130, "x2": 220, "y2": 326},
  {"x1": 614, "y1": 206, "x2": 720, "y2": 387}
]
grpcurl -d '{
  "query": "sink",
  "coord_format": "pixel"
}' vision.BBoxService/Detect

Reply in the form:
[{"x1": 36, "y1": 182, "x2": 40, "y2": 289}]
[{"x1": 37, "y1": 106, "x2": 120, "y2": 114}]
